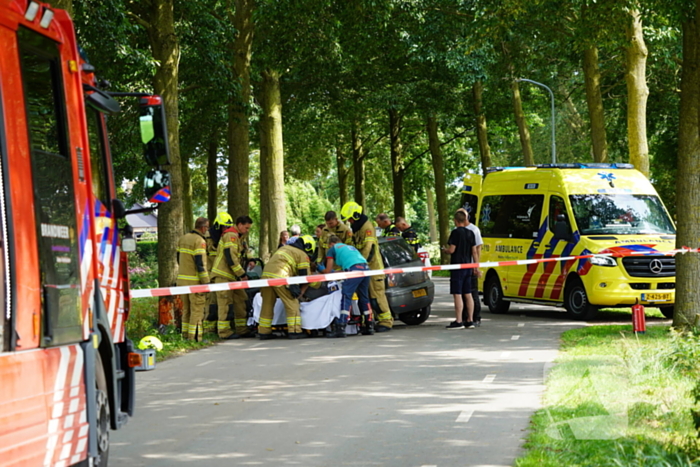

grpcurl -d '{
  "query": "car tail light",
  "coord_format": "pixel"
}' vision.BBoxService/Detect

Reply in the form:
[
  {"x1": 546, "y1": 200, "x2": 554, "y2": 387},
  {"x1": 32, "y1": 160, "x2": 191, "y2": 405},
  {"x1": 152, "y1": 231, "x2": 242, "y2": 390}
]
[{"x1": 418, "y1": 251, "x2": 429, "y2": 262}]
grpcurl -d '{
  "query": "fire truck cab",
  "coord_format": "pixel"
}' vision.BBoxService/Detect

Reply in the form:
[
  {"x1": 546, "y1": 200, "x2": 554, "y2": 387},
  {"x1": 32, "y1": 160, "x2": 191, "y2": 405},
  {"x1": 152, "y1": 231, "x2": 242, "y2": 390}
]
[{"x1": 0, "y1": 1, "x2": 170, "y2": 466}]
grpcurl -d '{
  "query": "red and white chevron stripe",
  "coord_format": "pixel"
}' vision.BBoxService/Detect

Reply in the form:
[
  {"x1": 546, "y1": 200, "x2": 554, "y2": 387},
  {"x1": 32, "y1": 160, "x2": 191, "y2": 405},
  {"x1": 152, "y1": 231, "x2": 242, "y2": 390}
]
[{"x1": 130, "y1": 247, "x2": 699, "y2": 299}]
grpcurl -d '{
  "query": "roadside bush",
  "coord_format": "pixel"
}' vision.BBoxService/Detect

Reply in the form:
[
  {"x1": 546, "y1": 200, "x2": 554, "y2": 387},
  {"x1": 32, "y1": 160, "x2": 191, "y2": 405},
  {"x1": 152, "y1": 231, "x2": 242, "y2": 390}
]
[{"x1": 129, "y1": 241, "x2": 158, "y2": 290}]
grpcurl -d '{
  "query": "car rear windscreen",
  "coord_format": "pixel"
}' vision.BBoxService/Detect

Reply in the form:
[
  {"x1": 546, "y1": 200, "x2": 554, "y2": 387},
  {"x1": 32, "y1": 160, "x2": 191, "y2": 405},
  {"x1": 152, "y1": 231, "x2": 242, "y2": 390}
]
[{"x1": 381, "y1": 240, "x2": 419, "y2": 266}]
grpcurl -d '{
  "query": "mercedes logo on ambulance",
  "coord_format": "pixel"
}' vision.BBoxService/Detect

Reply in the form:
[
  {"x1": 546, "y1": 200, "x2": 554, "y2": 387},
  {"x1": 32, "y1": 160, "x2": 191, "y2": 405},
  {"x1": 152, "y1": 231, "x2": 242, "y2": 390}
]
[{"x1": 649, "y1": 259, "x2": 663, "y2": 274}]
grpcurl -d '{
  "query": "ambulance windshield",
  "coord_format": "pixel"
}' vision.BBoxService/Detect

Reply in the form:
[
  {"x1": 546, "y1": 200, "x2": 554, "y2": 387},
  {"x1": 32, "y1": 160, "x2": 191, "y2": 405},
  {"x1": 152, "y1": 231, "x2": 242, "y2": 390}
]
[{"x1": 570, "y1": 194, "x2": 675, "y2": 236}]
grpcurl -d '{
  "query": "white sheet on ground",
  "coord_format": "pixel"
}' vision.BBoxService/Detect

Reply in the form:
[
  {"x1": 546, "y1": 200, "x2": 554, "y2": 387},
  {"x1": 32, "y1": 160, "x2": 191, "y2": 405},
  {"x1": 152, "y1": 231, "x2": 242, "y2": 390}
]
[{"x1": 252, "y1": 288, "x2": 344, "y2": 330}]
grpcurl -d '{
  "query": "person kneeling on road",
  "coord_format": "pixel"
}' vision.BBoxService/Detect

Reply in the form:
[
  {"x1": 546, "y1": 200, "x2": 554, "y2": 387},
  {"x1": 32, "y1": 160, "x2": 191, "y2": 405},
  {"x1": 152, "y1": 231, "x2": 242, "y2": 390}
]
[
  {"x1": 258, "y1": 235, "x2": 317, "y2": 340},
  {"x1": 322, "y1": 235, "x2": 374, "y2": 337}
]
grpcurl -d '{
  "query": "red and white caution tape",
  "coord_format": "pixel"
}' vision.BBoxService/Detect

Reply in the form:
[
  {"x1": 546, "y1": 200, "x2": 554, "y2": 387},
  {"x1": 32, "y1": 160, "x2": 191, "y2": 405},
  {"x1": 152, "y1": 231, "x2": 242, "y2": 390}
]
[{"x1": 130, "y1": 247, "x2": 699, "y2": 299}]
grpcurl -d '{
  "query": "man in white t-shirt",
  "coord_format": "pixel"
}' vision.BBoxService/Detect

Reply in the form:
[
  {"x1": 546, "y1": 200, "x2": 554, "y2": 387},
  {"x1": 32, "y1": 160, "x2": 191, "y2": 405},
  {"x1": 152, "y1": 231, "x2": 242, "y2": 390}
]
[{"x1": 459, "y1": 208, "x2": 484, "y2": 326}]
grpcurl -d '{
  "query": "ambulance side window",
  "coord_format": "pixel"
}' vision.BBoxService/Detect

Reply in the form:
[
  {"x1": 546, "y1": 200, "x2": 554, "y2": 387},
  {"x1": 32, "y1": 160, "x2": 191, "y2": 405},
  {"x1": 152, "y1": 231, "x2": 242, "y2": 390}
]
[
  {"x1": 549, "y1": 195, "x2": 570, "y2": 232},
  {"x1": 19, "y1": 28, "x2": 82, "y2": 347},
  {"x1": 480, "y1": 195, "x2": 544, "y2": 239}
]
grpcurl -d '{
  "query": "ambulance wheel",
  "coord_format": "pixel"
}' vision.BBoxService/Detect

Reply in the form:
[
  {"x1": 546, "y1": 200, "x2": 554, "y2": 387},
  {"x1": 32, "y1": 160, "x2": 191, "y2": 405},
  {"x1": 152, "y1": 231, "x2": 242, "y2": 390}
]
[
  {"x1": 399, "y1": 306, "x2": 431, "y2": 325},
  {"x1": 564, "y1": 277, "x2": 598, "y2": 320},
  {"x1": 659, "y1": 306, "x2": 674, "y2": 319},
  {"x1": 94, "y1": 353, "x2": 110, "y2": 467},
  {"x1": 485, "y1": 274, "x2": 510, "y2": 314}
]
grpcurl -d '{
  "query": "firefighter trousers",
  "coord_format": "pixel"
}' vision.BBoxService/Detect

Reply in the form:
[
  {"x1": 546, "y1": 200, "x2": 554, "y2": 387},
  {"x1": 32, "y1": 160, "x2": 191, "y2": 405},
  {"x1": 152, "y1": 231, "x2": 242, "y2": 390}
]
[
  {"x1": 212, "y1": 280, "x2": 234, "y2": 339},
  {"x1": 369, "y1": 275, "x2": 393, "y2": 328},
  {"x1": 258, "y1": 286, "x2": 302, "y2": 335},
  {"x1": 181, "y1": 291, "x2": 207, "y2": 341},
  {"x1": 203, "y1": 292, "x2": 217, "y2": 334}
]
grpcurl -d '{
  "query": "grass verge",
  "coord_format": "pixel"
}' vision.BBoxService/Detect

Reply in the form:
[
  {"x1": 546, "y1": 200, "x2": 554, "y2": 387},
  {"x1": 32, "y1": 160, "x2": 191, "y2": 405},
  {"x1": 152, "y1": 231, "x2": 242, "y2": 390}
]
[
  {"x1": 127, "y1": 297, "x2": 220, "y2": 361},
  {"x1": 516, "y1": 325, "x2": 700, "y2": 466}
]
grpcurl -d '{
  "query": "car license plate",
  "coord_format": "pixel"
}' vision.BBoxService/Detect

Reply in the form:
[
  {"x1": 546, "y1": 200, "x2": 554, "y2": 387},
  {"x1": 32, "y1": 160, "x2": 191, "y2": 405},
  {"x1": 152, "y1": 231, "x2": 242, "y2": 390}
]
[
  {"x1": 642, "y1": 293, "x2": 671, "y2": 302},
  {"x1": 412, "y1": 288, "x2": 427, "y2": 298}
]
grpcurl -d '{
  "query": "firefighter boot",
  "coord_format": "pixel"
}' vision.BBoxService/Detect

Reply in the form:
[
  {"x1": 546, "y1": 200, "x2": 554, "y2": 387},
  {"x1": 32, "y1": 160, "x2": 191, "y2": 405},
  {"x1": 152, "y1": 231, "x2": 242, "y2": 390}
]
[
  {"x1": 361, "y1": 313, "x2": 375, "y2": 335},
  {"x1": 326, "y1": 318, "x2": 345, "y2": 338}
]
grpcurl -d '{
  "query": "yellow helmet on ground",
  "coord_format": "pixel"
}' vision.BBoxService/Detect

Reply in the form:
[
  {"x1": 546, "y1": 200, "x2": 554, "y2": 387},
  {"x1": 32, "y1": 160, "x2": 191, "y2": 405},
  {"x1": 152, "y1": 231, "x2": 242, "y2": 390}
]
[
  {"x1": 300, "y1": 234, "x2": 317, "y2": 257},
  {"x1": 214, "y1": 212, "x2": 233, "y2": 227},
  {"x1": 138, "y1": 335, "x2": 163, "y2": 351},
  {"x1": 340, "y1": 202, "x2": 362, "y2": 222}
]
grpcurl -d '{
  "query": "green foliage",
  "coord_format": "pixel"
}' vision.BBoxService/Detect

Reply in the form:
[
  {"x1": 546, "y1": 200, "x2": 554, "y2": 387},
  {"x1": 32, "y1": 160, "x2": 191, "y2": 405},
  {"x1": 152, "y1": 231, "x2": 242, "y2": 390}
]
[
  {"x1": 517, "y1": 325, "x2": 700, "y2": 466},
  {"x1": 128, "y1": 241, "x2": 158, "y2": 289}
]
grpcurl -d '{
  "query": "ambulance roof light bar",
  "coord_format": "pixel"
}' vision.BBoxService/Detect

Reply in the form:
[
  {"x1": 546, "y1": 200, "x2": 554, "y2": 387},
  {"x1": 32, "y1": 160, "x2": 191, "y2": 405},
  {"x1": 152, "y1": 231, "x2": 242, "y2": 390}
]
[{"x1": 486, "y1": 163, "x2": 635, "y2": 174}]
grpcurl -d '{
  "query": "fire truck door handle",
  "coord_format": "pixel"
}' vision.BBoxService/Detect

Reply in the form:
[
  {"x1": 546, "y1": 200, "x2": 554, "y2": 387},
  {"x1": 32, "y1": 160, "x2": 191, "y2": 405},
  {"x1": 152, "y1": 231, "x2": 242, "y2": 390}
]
[{"x1": 532, "y1": 242, "x2": 540, "y2": 248}]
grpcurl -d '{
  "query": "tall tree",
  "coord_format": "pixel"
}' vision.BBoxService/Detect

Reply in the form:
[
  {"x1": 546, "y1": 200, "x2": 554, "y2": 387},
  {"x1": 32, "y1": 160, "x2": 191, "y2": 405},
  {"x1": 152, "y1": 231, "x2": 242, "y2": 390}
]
[
  {"x1": 351, "y1": 122, "x2": 367, "y2": 209},
  {"x1": 228, "y1": 0, "x2": 255, "y2": 217},
  {"x1": 260, "y1": 69, "x2": 287, "y2": 251},
  {"x1": 389, "y1": 108, "x2": 405, "y2": 218},
  {"x1": 145, "y1": 0, "x2": 184, "y2": 287},
  {"x1": 673, "y1": 0, "x2": 700, "y2": 328},
  {"x1": 583, "y1": 46, "x2": 609, "y2": 162},
  {"x1": 625, "y1": 7, "x2": 650, "y2": 176},
  {"x1": 511, "y1": 78, "x2": 535, "y2": 166},
  {"x1": 472, "y1": 80, "x2": 492, "y2": 174},
  {"x1": 427, "y1": 115, "x2": 449, "y2": 264}
]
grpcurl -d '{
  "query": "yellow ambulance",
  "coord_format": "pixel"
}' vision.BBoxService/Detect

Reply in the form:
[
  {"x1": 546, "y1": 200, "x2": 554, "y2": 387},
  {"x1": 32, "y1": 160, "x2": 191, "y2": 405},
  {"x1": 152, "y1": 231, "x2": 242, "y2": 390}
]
[{"x1": 461, "y1": 163, "x2": 676, "y2": 320}]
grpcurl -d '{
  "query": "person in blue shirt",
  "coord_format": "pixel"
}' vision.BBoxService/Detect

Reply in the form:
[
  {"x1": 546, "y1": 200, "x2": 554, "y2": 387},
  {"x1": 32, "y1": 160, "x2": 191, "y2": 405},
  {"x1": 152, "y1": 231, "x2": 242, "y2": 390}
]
[{"x1": 324, "y1": 235, "x2": 372, "y2": 337}]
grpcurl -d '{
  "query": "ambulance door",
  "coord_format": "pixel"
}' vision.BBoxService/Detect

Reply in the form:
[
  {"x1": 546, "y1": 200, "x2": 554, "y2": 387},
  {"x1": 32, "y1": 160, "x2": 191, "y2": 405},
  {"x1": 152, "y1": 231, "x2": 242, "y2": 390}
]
[
  {"x1": 479, "y1": 194, "x2": 544, "y2": 299},
  {"x1": 527, "y1": 194, "x2": 577, "y2": 301}
]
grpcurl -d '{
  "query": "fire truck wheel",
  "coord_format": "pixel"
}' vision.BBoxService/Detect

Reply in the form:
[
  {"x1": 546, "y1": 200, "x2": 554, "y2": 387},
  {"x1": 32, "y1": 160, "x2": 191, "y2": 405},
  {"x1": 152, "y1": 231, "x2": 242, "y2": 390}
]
[{"x1": 95, "y1": 353, "x2": 110, "y2": 467}]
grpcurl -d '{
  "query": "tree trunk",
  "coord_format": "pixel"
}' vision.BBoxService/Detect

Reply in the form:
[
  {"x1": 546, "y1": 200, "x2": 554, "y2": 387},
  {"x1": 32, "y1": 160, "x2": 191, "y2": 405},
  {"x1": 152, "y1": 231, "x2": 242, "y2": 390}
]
[
  {"x1": 583, "y1": 46, "x2": 608, "y2": 162},
  {"x1": 261, "y1": 70, "x2": 286, "y2": 254},
  {"x1": 258, "y1": 89, "x2": 271, "y2": 260},
  {"x1": 181, "y1": 151, "x2": 193, "y2": 231},
  {"x1": 207, "y1": 136, "x2": 218, "y2": 222},
  {"x1": 625, "y1": 8, "x2": 650, "y2": 177},
  {"x1": 389, "y1": 108, "x2": 405, "y2": 218},
  {"x1": 336, "y1": 142, "x2": 349, "y2": 207},
  {"x1": 427, "y1": 116, "x2": 449, "y2": 264},
  {"x1": 426, "y1": 185, "x2": 438, "y2": 243},
  {"x1": 472, "y1": 80, "x2": 492, "y2": 175},
  {"x1": 227, "y1": 0, "x2": 255, "y2": 217},
  {"x1": 511, "y1": 79, "x2": 535, "y2": 166},
  {"x1": 673, "y1": 5, "x2": 700, "y2": 329},
  {"x1": 147, "y1": 0, "x2": 183, "y2": 287},
  {"x1": 351, "y1": 122, "x2": 366, "y2": 209}
]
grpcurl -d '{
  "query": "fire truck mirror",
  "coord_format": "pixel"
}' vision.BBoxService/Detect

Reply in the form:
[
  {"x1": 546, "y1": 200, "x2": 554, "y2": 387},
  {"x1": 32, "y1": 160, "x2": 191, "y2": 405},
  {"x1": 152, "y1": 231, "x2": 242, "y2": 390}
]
[
  {"x1": 144, "y1": 169, "x2": 171, "y2": 204},
  {"x1": 84, "y1": 84, "x2": 121, "y2": 115},
  {"x1": 139, "y1": 96, "x2": 171, "y2": 167},
  {"x1": 112, "y1": 199, "x2": 127, "y2": 219}
]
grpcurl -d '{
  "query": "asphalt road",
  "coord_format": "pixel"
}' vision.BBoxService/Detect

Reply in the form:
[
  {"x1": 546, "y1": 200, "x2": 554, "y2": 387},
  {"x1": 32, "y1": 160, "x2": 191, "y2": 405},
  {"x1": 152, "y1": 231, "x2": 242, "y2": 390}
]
[{"x1": 111, "y1": 278, "x2": 656, "y2": 467}]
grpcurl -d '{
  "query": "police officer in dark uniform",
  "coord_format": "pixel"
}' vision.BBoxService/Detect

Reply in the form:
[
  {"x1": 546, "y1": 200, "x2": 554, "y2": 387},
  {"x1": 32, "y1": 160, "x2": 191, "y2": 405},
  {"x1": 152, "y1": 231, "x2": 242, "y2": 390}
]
[
  {"x1": 375, "y1": 213, "x2": 401, "y2": 237},
  {"x1": 396, "y1": 217, "x2": 421, "y2": 252}
]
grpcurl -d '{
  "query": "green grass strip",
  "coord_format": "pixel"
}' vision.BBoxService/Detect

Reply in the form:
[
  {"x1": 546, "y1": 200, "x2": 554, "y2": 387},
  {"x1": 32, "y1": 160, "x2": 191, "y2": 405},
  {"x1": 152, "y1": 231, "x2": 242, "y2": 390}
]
[{"x1": 517, "y1": 325, "x2": 700, "y2": 467}]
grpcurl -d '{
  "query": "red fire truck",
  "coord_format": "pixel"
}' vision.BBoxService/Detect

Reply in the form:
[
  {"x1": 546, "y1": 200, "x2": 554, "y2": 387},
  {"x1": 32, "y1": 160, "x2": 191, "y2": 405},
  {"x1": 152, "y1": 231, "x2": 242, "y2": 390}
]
[{"x1": 0, "y1": 1, "x2": 171, "y2": 466}]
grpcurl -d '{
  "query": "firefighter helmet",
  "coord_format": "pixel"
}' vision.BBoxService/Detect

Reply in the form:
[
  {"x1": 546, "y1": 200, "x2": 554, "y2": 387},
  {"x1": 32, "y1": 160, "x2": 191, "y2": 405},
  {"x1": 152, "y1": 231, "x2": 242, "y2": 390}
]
[
  {"x1": 214, "y1": 212, "x2": 233, "y2": 227},
  {"x1": 340, "y1": 202, "x2": 362, "y2": 222},
  {"x1": 300, "y1": 235, "x2": 317, "y2": 257},
  {"x1": 138, "y1": 335, "x2": 163, "y2": 351}
]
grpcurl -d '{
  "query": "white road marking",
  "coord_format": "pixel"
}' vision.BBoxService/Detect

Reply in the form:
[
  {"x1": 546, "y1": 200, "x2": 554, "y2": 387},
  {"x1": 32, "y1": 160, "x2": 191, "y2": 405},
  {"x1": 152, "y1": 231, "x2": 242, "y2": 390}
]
[
  {"x1": 483, "y1": 374, "x2": 496, "y2": 383},
  {"x1": 456, "y1": 409, "x2": 475, "y2": 423},
  {"x1": 518, "y1": 323, "x2": 525, "y2": 327},
  {"x1": 511, "y1": 335, "x2": 520, "y2": 340},
  {"x1": 500, "y1": 351, "x2": 511, "y2": 359},
  {"x1": 197, "y1": 360, "x2": 215, "y2": 367}
]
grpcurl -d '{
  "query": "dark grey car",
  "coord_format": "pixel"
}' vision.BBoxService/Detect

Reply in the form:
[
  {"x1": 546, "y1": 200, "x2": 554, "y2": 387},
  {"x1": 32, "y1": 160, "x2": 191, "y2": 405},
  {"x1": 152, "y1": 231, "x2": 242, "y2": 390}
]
[{"x1": 378, "y1": 237, "x2": 435, "y2": 325}]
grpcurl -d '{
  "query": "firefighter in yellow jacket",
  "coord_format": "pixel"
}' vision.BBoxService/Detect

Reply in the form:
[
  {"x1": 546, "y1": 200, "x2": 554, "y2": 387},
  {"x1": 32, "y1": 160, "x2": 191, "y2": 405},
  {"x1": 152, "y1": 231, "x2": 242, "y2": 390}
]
[
  {"x1": 316, "y1": 210, "x2": 352, "y2": 272},
  {"x1": 211, "y1": 215, "x2": 254, "y2": 339},
  {"x1": 177, "y1": 217, "x2": 210, "y2": 341},
  {"x1": 258, "y1": 235, "x2": 316, "y2": 340},
  {"x1": 203, "y1": 212, "x2": 234, "y2": 333},
  {"x1": 340, "y1": 202, "x2": 393, "y2": 332}
]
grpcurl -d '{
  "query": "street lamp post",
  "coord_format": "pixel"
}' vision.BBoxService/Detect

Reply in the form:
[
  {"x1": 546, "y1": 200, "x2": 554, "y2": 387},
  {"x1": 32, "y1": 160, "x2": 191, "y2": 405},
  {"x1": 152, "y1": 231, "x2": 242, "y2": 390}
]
[{"x1": 516, "y1": 78, "x2": 556, "y2": 164}]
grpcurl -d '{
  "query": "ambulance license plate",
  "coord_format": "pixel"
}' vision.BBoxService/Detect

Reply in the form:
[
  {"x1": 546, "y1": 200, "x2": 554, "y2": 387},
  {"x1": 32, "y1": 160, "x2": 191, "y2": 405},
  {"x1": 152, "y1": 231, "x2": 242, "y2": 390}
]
[
  {"x1": 412, "y1": 288, "x2": 427, "y2": 298},
  {"x1": 642, "y1": 293, "x2": 671, "y2": 302}
]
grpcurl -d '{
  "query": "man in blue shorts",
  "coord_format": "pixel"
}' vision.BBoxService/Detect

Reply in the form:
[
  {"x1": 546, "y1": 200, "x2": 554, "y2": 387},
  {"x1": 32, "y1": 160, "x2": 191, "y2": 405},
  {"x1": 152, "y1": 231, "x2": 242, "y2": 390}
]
[
  {"x1": 325, "y1": 235, "x2": 373, "y2": 337},
  {"x1": 443, "y1": 210, "x2": 479, "y2": 329}
]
